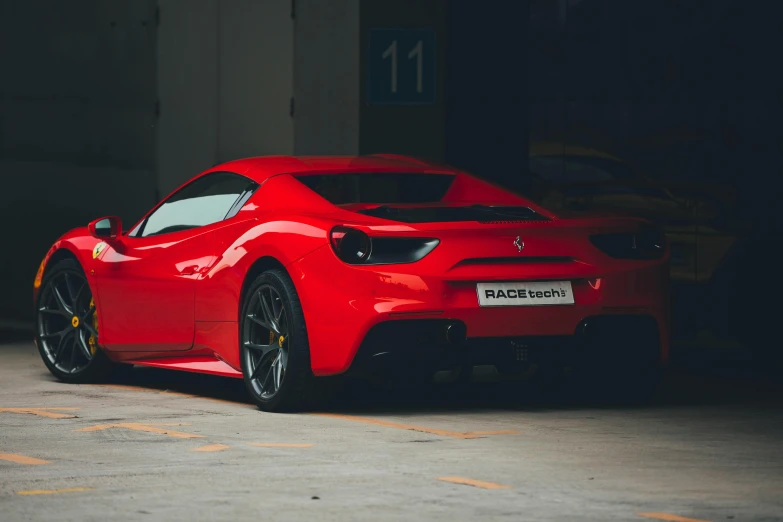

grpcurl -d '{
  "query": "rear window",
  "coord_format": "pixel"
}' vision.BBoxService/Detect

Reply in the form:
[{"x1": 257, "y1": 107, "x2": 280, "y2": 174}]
[{"x1": 295, "y1": 173, "x2": 455, "y2": 204}]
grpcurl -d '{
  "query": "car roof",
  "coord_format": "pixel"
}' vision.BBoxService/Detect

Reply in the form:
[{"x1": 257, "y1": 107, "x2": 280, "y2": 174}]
[{"x1": 213, "y1": 154, "x2": 457, "y2": 184}]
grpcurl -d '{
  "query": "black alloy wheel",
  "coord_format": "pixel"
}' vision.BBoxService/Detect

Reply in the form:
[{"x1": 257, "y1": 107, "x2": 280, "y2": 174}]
[
  {"x1": 243, "y1": 284, "x2": 290, "y2": 399},
  {"x1": 36, "y1": 258, "x2": 114, "y2": 382},
  {"x1": 240, "y1": 269, "x2": 315, "y2": 412}
]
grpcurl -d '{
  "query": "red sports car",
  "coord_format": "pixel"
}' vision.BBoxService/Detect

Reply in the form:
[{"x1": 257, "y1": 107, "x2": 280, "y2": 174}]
[{"x1": 33, "y1": 155, "x2": 670, "y2": 411}]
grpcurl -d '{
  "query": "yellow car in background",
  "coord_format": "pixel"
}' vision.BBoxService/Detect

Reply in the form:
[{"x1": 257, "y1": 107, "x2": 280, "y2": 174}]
[
  {"x1": 525, "y1": 142, "x2": 774, "y2": 352},
  {"x1": 527, "y1": 142, "x2": 740, "y2": 286}
]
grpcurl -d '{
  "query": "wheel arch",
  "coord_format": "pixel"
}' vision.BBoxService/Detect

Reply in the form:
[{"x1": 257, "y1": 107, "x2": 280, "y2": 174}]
[
  {"x1": 35, "y1": 243, "x2": 86, "y2": 304},
  {"x1": 44, "y1": 246, "x2": 81, "y2": 276},
  {"x1": 238, "y1": 256, "x2": 290, "y2": 321}
]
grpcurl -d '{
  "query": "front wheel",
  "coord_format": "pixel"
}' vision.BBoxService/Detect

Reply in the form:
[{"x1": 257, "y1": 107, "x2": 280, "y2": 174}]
[
  {"x1": 35, "y1": 258, "x2": 116, "y2": 383},
  {"x1": 240, "y1": 269, "x2": 315, "y2": 412}
]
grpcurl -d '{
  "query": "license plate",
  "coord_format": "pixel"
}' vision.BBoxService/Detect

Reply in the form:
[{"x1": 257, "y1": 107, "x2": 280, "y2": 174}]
[{"x1": 476, "y1": 281, "x2": 575, "y2": 307}]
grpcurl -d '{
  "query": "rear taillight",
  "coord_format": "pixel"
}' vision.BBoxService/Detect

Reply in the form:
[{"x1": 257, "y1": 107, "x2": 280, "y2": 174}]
[
  {"x1": 330, "y1": 226, "x2": 372, "y2": 264},
  {"x1": 329, "y1": 226, "x2": 439, "y2": 265}
]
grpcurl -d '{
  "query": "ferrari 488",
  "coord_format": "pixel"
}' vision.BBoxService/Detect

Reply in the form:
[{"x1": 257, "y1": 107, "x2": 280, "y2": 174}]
[{"x1": 33, "y1": 155, "x2": 669, "y2": 411}]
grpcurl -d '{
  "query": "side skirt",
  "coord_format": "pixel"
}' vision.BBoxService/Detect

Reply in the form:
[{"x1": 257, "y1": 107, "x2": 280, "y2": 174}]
[{"x1": 128, "y1": 356, "x2": 242, "y2": 378}]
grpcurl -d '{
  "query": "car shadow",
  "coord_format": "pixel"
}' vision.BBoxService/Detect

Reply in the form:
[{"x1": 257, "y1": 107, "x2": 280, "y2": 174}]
[
  {"x1": 109, "y1": 366, "x2": 253, "y2": 405},
  {"x1": 107, "y1": 362, "x2": 783, "y2": 416}
]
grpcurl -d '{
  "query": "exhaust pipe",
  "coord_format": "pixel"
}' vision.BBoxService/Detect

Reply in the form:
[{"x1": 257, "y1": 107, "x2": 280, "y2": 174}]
[{"x1": 445, "y1": 322, "x2": 467, "y2": 344}]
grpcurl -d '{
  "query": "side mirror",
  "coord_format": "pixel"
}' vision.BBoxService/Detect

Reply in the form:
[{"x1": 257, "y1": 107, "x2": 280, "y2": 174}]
[{"x1": 88, "y1": 216, "x2": 122, "y2": 240}]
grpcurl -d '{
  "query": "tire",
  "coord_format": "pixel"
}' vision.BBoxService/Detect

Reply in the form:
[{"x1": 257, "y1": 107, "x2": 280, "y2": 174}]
[
  {"x1": 240, "y1": 269, "x2": 316, "y2": 412},
  {"x1": 35, "y1": 258, "x2": 116, "y2": 383}
]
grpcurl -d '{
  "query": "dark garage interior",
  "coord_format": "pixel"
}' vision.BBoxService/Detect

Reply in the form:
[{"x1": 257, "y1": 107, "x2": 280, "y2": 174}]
[{"x1": 1, "y1": 1, "x2": 781, "y2": 520}]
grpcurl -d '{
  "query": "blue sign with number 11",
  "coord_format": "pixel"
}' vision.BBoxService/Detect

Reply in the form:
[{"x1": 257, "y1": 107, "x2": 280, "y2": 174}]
[{"x1": 367, "y1": 28, "x2": 436, "y2": 105}]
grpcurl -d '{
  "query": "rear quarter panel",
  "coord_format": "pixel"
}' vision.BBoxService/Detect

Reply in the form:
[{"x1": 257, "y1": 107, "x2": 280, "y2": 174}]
[{"x1": 194, "y1": 184, "x2": 338, "y2": 322}]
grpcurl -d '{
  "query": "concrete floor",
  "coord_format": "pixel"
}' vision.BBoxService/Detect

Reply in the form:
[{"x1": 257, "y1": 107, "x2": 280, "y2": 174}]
[{"x1": 1, "y1": 342, "x2": 782, "y2": 522}]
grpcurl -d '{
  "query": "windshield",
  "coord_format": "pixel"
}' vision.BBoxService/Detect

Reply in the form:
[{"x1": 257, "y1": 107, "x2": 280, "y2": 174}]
[{"x1": 295, "y1": 173, "x2": 455, "y2": 204}]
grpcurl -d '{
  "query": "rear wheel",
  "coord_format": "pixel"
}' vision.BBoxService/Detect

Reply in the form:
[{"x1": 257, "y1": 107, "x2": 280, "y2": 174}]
[
  {"x1": 35, "y1": 258, "x2": 116, "y2": 383},
  {"x1": 240, "y1": 269, "x2": 315, "y2": 412}
]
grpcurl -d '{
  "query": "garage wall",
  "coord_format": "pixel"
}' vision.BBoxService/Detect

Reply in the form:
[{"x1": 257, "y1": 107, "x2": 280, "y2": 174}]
[
  {"x1": 0, "y1": 0, "x2": 466, "y2": 328},
  {"x1": 218, "y1": 0, "x2": 294, "y2": 163},
  {"x1": 358, "y1": 0, "x2": 447, "y2": 162},
  {"x1": 293, "y1": 0, "x2": 361, "y2": 155},
  {"x1": 0, "y1": 1, "x2": 157, "y2": 169},
  {"x1": 0, "y1": 0, "x2": 158, "y2": 324},
  {"x1": 156, "y1": 0, "x2": 218, "y2": 196},
  {"x1": 157, "y1": 0, "x2": 294, "y2": 195},
  {"x1": 444, "y1": 0, "x2": 529, "y2": 192}
]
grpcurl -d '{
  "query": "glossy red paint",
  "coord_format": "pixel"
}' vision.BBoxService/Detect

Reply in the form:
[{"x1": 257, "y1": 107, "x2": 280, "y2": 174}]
[
  {"x1": 34, "y1": 155, "x2": 670, "y2": 377},
  {"x1": 289, "y1": 223, "x2": 670, "y2": 375},
  {"x1": 130, "y1": 356, "x2": 242, "y2": 378}
]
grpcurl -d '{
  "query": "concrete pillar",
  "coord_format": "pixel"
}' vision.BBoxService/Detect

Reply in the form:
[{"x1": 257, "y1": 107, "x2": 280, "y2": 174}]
[
  {"x1": 293, "y1": 0, "x2": 361, "y2": 156},
  {"x1": 294, "y1": 0, "x2": 529, "y2": 194},
  {"x1": 158, "y1": 0, "x2": 529, "y2": 191},
  {"x1": 157, "y1": 0, "x2": 295, "y2": 195},
  {"x1": 293, "y1": 0, "x2": 447, "y2": 160},
  {"x1": 358, "y1": 0, "x2": 448, "y2": 161},
  {"x1": 156, "y1": 0, "x2": 219, "y2": 196}
]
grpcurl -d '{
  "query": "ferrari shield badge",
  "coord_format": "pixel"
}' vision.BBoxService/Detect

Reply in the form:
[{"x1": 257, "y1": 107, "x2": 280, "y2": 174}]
[{"x1": 92, "y1": 241, "x2": 107, "y2": 259}]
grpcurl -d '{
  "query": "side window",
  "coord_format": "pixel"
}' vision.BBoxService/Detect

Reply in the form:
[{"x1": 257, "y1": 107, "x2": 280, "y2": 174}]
[{"x1": 137, "y1": 172, "x2": 256, "y2": 237}]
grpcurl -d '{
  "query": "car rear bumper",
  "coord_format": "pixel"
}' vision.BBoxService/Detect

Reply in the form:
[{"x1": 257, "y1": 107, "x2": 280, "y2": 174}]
[
  {"x1": 289, "y1": 245, "x2": 670, "y2": 376},
  {"x1": 347, "y1": 314, "x2": 661, "y2": 377}
]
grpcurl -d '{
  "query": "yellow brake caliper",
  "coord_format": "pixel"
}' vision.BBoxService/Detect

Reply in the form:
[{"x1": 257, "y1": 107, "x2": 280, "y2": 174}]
[{"x1": 88, "y1": 297, "x2": 98, "y2": 356}]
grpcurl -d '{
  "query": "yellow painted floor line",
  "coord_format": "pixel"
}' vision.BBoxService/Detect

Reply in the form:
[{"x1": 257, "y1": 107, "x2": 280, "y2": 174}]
[
  {"x1": 637, "y1": 513, "x2": 711, "y2": 522},
  {"x1": 191, "y1": 443, "x2": 230, "y2": 452},
  {"x1": 0, "y1": 453, "x2": 51, "y2": 465},
  {"x1": 76, "y1": 422, "x2": 204, "y2": 439},
  {"x1": 437, "y1": 476, "x2": 512, "y2": 490},
  {"x1": 17, "y1": 487, "x2": 93, "y2": 496},
  {"x1": 0, "y1": 408, "x2": 79, "y2": 419},
  {"x1": 159, "y1": 390, "x2": 197, "y2": 399},
  {"x1": 247, "y1": 443, "x2": 314, "y2": 448},
  {"x1": 313, "y1": 413, "x2": 519, "y2": 439}
]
